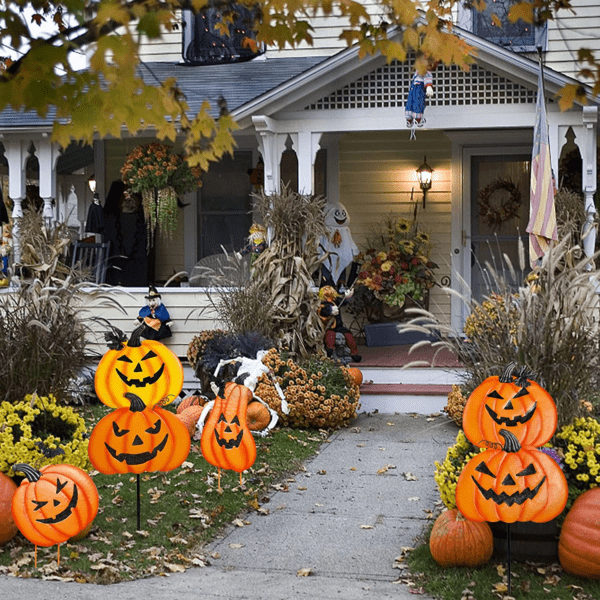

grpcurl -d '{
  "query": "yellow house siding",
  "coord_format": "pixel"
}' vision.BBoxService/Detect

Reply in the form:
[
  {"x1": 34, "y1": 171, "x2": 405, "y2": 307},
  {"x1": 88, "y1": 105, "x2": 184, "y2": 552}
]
[
  {"x1": 546, "y1": 0, "x2": 600, "y2": 79},
  {"x1": 81, "y1": 288, "x2": 221, "y2": 359},
  {"x1": 339, "y1": 130, "x2": 453, "y2": 326}
]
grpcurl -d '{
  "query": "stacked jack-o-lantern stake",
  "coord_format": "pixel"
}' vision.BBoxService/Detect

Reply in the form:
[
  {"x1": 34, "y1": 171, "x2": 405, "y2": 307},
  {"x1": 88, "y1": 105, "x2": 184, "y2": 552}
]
[
  {"x1": 88, "y1": 327, "x2": 190, "y2": 529},
  {"x1": 455, "y1": 364, "x2": 568, "y2": 594}
]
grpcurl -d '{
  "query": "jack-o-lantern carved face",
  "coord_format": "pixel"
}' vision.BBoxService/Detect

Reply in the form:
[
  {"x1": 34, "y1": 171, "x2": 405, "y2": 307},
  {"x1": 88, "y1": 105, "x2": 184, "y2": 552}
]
[
  {"x1": 463, "y1": 364, "x2": 557, "y2": 448},
  {"x1": 456, "y1": 430, "x2": 568, "y2": 523},
  {"x1": 88, "y1": 393, "x2": 190, "y2": 475},
  {"x1": 201, "y1": 382, "x2": 256, "y2": 473},
  {"x1": 95, "y1": 328, "x2": 183, "y2": 409},
  {"x1": 11, "y1": 464, "x2": 99, "y2": 547}
]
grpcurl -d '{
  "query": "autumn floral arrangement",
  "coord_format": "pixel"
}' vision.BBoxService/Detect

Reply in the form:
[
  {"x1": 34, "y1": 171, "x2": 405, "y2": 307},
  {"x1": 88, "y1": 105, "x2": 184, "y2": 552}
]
[
  {"x1": 121, "y1": 143, "x2": 200, "y2": 244},
  {"x1": 0, "y1": 394, "x2": 91, "y2": 477},
  {"x1": 355, "y1": 212, "x2": 438, "y2": 319}
]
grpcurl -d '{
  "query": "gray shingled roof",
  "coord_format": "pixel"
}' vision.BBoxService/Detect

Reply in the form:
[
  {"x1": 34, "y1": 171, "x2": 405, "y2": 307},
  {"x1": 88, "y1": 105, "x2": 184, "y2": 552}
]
[{"x1": 0, "y1": 56, "x2": 327, "y2": 128}]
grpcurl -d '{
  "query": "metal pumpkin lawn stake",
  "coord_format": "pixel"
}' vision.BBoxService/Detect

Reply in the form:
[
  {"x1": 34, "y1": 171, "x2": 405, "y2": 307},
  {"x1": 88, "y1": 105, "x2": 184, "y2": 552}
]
[
  {"x1": 11, "y1": 463, "x2": 98, "y2": 567},
  {"x1": 455, "y1": 364, "x2": 568, "y2": 596},
  {"x1": 95, "y1": 326, "x2": 184, "y2": 409},
  {"x1": 88, "y1": 392, "x2": 190, "y2": 529}
]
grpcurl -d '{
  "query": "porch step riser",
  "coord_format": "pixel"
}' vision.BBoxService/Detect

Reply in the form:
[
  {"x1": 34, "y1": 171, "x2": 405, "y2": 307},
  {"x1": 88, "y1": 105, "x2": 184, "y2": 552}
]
[
  {"x1": 358, "y1": 394, "x2": 448, "y2": 415},
  {"x1": 359, "y1": 367, "x2": 463, "y2": 386}
]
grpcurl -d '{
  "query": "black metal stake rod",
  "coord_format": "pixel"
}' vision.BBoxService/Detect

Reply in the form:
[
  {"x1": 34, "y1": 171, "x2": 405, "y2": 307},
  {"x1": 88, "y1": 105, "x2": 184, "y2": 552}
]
[
  {"x1": 507, "y1": 522, "x2": 512, "y2": 597},
  {"x1": 137, "y1": 474, "x2": 141, "y2": 531}
]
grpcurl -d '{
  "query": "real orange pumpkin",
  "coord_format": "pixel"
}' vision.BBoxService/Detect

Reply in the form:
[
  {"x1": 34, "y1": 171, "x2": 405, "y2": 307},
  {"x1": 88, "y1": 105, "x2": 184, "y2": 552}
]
[
  {"x1": 177, "y1": 405, "x2": 204, "y2": 436},
  {"x1": 456, "y1": 430, "x2": 568, "y2": 523},
  {"x1": 11, "y1": 463, "x2": 99, "y2": 547},
  {"x1": 0, "y1": 472, "x2": 18, "y2": 544},
  {"x1": 558, "y1": 488, "x2": 600, "y2": 578},
  {"x1": 200, "y1": 382, "x2": 256, "y2": 473},
  {"x1": 89, "y1": 392, "x2": 191, "y2": 474},
  {"x1": 346, "y1": 367, "x2": 363, "y2": 387},
  {"x1": 246, "y1": 401, "x2": 271, "y2": 431},
  {"x1": 462, "y1": 364, "x2": 557, "y2": 449},
  {"x1": 94, "y1": 328, "x2": 184, "y2": 409},
  {"x1": 429, "y1": 508, "x2": 494, "y2": 567},
  {"x1": 177, "y1": 395, "x2": 205, "y2": 414}
]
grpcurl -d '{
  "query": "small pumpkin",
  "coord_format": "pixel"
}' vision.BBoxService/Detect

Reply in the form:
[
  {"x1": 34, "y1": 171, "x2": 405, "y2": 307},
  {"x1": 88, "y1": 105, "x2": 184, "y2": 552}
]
[
  {"x1": 456, "y1": 430, "x2": 568, "y2": 523},
  {"x1": 429, "y1": 508, "x2": 494, "y2": 567},
  {"x1": 346, "y1": 367, "x2": 363, "y2": 387},
  {"x1": 200, "y1": 382, "x2": 256, "y2": 473},
  {"x1": 463, "y1": 364, "x2": 557, "y2": 448},
  {"x1": 177, "y1": 405, "x2": 204, "y2": 436},
  {"x1": 0, "y1": 472, "x2": 18, "y2": 544},
  {"x1": 89, "y1": 392, "x2": 191, "y2": 474},
  {"x1": 558, "y1": 488, "x2": 600, "y2": 578},
  {"x1": 11, "y1": 463, "x2": 98, "y2": 547},
  {"x1": 177, "y1": 395, "x2": 205, "y2": 414},
  {"x1": 94, "y1": 327, "x2": 184, "y2": 409},
  {"x1": 246, "y1": 401, "x2": 271, "y2": 431}
]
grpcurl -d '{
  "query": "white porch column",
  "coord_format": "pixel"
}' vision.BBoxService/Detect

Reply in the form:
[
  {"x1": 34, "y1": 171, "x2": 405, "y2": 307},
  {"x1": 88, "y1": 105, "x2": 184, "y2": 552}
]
[
  {"x1": 37, "y1": 137, "x2": 61, "y2": 222},
  {"x1": 252, "y1": 115, "x2": 287, "y2": 195},
  {"x1": 581, "y1": 106, "x2": 598, "y2": 258},
  {"x1": 293, "y1": 131, "x2": 323, "y2": 195},
  {"x1": 4, "y1": 139, "x2": 29, "y2": 264}
]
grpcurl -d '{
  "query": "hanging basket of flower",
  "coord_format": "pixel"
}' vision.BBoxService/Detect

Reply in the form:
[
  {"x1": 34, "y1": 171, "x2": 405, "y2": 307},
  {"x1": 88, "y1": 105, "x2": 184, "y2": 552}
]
[{"x1": 120, "y1": 143, "x2": 200, "y2": 246}]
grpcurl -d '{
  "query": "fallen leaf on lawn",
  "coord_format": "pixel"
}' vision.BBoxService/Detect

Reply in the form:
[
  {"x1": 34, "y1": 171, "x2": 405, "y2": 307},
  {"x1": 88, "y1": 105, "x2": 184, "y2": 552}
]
[
  {"x1": 497, "y1": 564, "x2": 506, "y2": 576},
  {"x1": 191, "y1": 557, "x2": 207, "y2": 567},
  {"x1": 360, "y1": 525, "x2": 374, "y2": 529},
  {"x1": 543, "y1": 575, "x2": 560, "y2": 585},
  {"x1": 136, "y1": 530, "x2": 150, "y2": 537},
  {"x1": 122, "y1": 531, "x2": 133, "y2": 539},
  {"x1": 180, "y1": 461, "x2": 194, "y2": 469},
  {"x1": 111, "y1": 495, "x2": 124, "y2": 505},
  {"x1": 233, "y1": 518, "x2": 245, "y2": 527},
  {"x1": 297, "y1": 567, "x2": 313, "y2": 577},
  {"x1": 492, "y1": 582, "x2": 508, "y2": 593},
  {"x1": 229, "y1": 543, "x2": 244, "y2": 549},
  {"x1": 408, "y1": 586, "x2": 425, "y2": 594}
]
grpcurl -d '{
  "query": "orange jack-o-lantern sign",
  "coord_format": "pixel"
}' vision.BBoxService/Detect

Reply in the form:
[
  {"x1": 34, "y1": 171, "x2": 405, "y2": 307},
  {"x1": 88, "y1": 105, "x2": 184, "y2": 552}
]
[
  {"x1": 463, "y1": 364, "x2": 557, "y2": 448},
  {"x1": 456, "y1": 429, "x2": 568, "y2": 523},
  {"x1": 11, "y1": 463, "x2": 99, "y2": 547},
  {"x1": 95, "y1": 327, "x2": 183, "y2": 409},
  {"x1": 89, "y1": 392, "x2": 191, "y2": 475},
  {"x1": 201, "y1": 382, "x2": 256, "y2": 473}
]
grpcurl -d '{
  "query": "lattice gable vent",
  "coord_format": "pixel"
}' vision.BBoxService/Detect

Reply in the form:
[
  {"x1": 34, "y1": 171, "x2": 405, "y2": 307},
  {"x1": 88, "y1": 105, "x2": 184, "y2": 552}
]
[{"x1": 306, "y1": 59, "x2": 537, "y2": 110}]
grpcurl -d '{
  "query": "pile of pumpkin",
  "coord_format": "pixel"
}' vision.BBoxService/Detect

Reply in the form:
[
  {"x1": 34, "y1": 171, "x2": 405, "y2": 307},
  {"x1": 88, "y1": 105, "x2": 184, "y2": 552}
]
[{"x1": 429, "y1": 366, "x2": 600, "y2": 579}]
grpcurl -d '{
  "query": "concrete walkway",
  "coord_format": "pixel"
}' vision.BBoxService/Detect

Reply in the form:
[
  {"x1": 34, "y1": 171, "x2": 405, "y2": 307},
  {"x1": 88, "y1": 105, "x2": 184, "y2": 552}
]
[{"x1": 0, "y1": 412, "x2": 458, "y2": 599}]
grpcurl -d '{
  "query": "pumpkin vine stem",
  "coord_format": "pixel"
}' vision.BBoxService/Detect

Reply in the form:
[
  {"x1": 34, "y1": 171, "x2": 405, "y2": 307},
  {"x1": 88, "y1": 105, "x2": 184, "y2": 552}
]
[
  {"x1": 499, "y1": 429, "x2": 521, "y2": 453},
  {"x1": 499, "y1": 363, "x2": 536, "y2": 388},
  {"x1": 125, "y1": 392, "x2": 147, "y2": 412},
  {"x1": 13, "y1": 463, "x2": 42, "y2": 482}
]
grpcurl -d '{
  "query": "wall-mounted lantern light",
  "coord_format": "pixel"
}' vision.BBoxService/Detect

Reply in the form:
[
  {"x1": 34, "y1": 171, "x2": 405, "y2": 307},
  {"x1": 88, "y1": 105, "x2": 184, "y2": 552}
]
[{"x1": 416, "y1": 156, "x2": 433, "y2": 208}]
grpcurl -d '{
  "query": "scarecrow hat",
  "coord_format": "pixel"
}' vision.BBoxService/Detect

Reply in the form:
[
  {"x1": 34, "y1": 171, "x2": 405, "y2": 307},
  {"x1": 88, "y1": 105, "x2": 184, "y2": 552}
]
[{"x1": 145, "y1": 285, "x2": 161, "y2": 300}]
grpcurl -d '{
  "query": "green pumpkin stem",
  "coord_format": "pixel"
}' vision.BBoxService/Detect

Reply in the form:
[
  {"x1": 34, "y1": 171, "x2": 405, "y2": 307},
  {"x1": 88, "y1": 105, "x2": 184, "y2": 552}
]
[
  {"x1": 125, "y1": 392, "x2": 146, "y2": 412},
  {"x1": 13, "y1": 463, "x2": 42, "y2": 482},
  {"x1": 128, "y1": 326, "x2": 145, "y2": 348},
  {"x1": 499, "y1": 429, "x2": 521, "y2": 453}
]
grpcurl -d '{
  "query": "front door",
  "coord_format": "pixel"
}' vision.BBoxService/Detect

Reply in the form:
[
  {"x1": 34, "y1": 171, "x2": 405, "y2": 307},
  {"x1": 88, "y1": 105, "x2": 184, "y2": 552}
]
[{"x1": 470, "y1": 153, "x2": 532, "y2": 303}]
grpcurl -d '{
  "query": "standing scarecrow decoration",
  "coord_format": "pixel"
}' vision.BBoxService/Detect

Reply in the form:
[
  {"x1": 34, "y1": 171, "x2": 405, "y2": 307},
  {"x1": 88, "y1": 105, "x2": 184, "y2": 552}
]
[
  {"x1": 136, "y1": 286, "x2": 173, "y2": 341},
  {"x1": 237, "y1": 223, "x2": 268, "y2": 269},
  {"x1": 317, "y1": 285, "x2": 361, "y2": 363}
]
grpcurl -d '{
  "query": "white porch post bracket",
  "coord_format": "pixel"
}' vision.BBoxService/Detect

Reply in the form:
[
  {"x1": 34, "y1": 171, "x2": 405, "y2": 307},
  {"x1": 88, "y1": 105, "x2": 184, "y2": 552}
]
[
  {"x1": 294, "y1": 131, "x2": 323, "y2": 195},
  {"x1": 582, "y1": 106, "x2": 598, "y2": 259},
  {"x1": 5, "y1": 139, "x2": 29, "y2": 264},
  {"x1": 253, "y1": 115, "x2": 280, "y2": 195},
  {"x1": 37, "y1": 138, "x2": 61, "y2": 223}
]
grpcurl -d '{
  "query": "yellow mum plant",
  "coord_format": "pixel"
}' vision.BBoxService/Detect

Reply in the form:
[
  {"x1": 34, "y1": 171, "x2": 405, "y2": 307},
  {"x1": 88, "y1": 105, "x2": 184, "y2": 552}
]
[
  {"x1": 434, "y1": 430, "x2": 482, "y2": 509},
  {"x1": 0, "y1": 394, "x2": 91, "y2": 477}
]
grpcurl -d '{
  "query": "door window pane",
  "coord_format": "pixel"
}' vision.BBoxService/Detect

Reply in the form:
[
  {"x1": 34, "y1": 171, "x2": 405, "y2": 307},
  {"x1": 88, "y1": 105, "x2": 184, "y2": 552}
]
[{"x1": 471, "y1": 155, "x2": 531, "y2": 301}]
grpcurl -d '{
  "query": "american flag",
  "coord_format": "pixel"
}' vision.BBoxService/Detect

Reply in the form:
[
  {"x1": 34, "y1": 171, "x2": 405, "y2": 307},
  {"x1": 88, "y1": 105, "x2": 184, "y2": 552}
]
[{"x1": 527, "y1": 65, "x2": 557, "y2": 268}]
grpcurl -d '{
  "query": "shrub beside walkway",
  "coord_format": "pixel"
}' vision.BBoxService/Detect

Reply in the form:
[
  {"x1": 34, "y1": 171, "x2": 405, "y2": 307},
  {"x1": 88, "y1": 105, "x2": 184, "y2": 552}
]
[{"x1": 0, "y1": 412, "x2": 456, "y2": 599}]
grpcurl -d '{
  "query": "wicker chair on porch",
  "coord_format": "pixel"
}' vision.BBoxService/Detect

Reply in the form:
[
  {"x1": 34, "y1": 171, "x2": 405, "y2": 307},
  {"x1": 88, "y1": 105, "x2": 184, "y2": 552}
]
[{"x1": 71, "y1": 240, "x2": 111, "y2": 284}]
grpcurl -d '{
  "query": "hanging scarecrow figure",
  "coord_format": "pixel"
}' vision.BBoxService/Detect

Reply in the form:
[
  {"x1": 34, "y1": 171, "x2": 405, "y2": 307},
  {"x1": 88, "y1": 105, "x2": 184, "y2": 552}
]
[
  {"x1": 405, "y1": 68, "x2": 434, "y2": 129},
  {"x1": 318, "y1": 285, "x2": 361, "y2": 363},
  {"x1": 135, "y1": 286, "x2": 173, "y2": 340}
]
